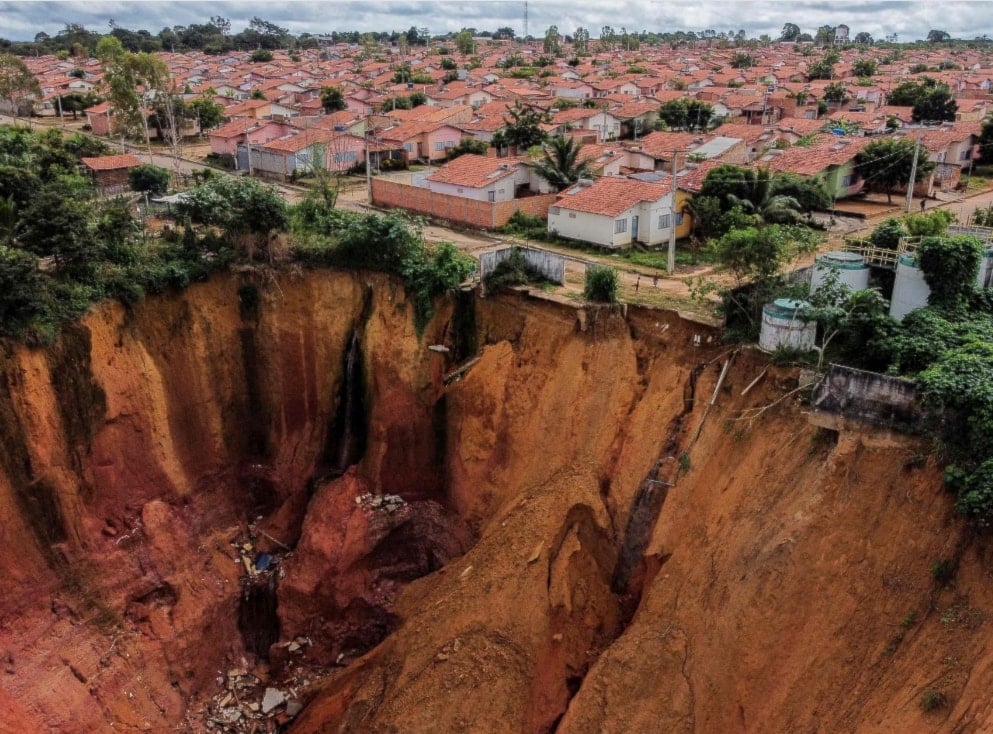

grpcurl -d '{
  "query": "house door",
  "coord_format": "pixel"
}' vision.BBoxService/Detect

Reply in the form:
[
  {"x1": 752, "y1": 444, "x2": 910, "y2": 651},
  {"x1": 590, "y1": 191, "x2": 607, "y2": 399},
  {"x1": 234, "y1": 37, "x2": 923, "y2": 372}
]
[{"x1": 631, "y1": 215, "x2": 639, "y2": 241}]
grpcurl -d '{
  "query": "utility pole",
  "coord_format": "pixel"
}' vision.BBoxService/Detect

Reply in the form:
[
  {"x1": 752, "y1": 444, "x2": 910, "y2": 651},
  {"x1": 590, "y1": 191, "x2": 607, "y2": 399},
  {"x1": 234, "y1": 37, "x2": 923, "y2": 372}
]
[
  {"x1": 905, "y1": 134, "x2": 921, "y2": 213},
  {"x1": 365, "y1": 126, "x2": 372, "y2": 203},
  {"x1": 668, "y1": 152, "x2": 678, "y2": 273}
]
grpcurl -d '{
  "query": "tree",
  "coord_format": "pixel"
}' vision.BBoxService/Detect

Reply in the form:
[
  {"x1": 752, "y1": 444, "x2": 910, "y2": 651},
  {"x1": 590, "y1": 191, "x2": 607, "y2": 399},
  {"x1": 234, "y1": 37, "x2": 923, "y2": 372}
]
[
  {"x1": 800, "y1": 268, "x2": 889, "y2": 369},
  {"x1": 768, "y1": 173, "x2": 832, "y2": 212},
  {"x1": 574, "y1": 27, "x2": 590, "y2": 55},
  {"x1": 823, "y1": 82, "x2": 849, "y2": 103},
  {"x1": 0, "y1": 245, "x2": 47, "y2": 335},
  {"x1": 852, "y1": 58, "x2": 878, "y2": 77},
  {"x1": 927, "y1": 30, "x2": 952, "y2": 43},
  {"x1": 250, "y1": 48, "x2": 273, "y2": 63},
  {"x1": 320, "y1": 86, "x2": 347, "y2": 113},
  {"x1": 501, "y1": 101, "x2": 548, "y2": 150},
  {"x1": 854, "y1": 32, "x2": 874, "y2": 45},
  {"x1": 600, "y1": 26, "x2": 617, "y2": 51},
  {"x1": 856, "y1": 137, "x2": 933, "y2": 204},
  {"x1": 17, "y1": 182, "x2": 101, "y2": 278},
  {"x1": 779, "y1": 23, "x2": 801, "y2": 42},
  {"x1": 658, "y1": 98, "x2": 713, "y2": 131},
  {"x1": 493, "y1": 27, "x2": 515, "y2": 41},
  {"x1": 533, "y1": 135, "x2": 591, "y2": 190},
  {"x1": 912, "y1": 86, "x2": 957, "y2": 123},
  {"x1": 128, "y1": 164, "x2": 170, "y2": 196},
  {"x1": 814, "y1": 25, "x2": 836, "y2": 46},
  {"x1": 730, "y1": 52, "x2": 754, "y2": 69},
  {"x1": 190, "y1": 95, "x2": 226, "y2": 132},
  {"x1": 917, "y1": 234, "x2": 984, "y2": 309},
  {"x1": 979, "y1": 118, "x2": 993, "y2": 165},
  {"x1": 543, "y1": 26, "x2": 560, "y2": 55},
  {"x1": 0, "y1": 54, "x2": 41, "y2": 121},
  {"x1": 56, "y1": 91, "x2": 100, "y2": 120},
  {"x1": 98, "y1": 38, "x2": 169, "y2": 145},
  {"x1": 445, "y1": 138, "x2": 488, "y2": 160},
  {"x1": 710, "y1": 223, "x2": 820, "y2": 288},
  {"x1": 807, "y1": 59, "x2": 835, "y2": 80},
  {"x1": 584, "y1": 265, "x2": 618, "y2": 302},
  {"x1": 175, "y1": 176, "x2": 288, "y2": 263},
  {"x1": 455, "y1": 30, "x2": 474, "y2": 55}
]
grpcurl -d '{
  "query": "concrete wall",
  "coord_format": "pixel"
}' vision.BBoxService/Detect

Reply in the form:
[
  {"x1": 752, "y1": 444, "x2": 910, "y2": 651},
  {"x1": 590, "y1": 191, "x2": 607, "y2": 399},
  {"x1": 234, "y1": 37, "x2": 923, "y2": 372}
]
[
  {"x1": 371, "y1": 179, "x2": 557, "y2": 229},
  {"x1": 479, "y1": 247, "x2": 566, "y2": 284},
  {"x1": 812, "y1": 364, "x2": 922, "y2": 430}
]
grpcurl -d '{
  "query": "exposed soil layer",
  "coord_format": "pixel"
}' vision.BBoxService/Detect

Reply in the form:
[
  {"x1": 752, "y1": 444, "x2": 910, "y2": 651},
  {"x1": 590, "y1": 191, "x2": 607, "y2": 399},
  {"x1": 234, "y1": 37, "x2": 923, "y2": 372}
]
[{"x1": 0, "y1": 271, "x2": 989, "y2": 733}]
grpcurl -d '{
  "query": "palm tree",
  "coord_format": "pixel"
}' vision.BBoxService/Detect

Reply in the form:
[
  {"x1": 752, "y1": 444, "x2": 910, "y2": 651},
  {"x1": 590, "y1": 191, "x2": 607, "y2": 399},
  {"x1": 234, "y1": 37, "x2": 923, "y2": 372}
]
[
  {"x1": 533, "y1": 135, "x2": 592, "y2": 191},
  {"x1": 726, "y1": 167, "x2": 803, "y2": 224}
]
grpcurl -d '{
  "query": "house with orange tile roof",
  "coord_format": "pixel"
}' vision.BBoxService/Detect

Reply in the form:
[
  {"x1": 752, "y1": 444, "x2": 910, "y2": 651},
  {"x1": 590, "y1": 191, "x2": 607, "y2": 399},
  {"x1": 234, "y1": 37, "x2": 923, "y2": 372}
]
[
  {"x1": 417, "y1": 154, "x2": 550, "y2": 202},
  {"x1": 251, "y1": 129, "x2": 365, "y2": 179},
  {"x1": 759, "y1": 135, "x2": 871, "y2": 200},
  {"x1": 379, "y1": 121, "x2": 464, "y2": 162},
  {"x1": 547, "y1": 177, "x2": 676, "y2": 249},
  {"x1": 81, "y1": 154, "x2": 143, "y2": 191}
]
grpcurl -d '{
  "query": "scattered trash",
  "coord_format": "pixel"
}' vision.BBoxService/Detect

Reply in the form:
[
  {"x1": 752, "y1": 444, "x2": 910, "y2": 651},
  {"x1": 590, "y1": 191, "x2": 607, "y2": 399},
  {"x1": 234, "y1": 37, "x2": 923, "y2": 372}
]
[
  {"x1": 427, "y1": 344, "x2": 450, "y2": 353},
  {"x1": 355, "y1": 492, "x2": 407, "y2": 515},
  {"x1": 254, "y1": 553, "x2": 275, "y2": 572},
  {"x1": 261, "y1": 687, "x2": 286, "y2": 714}
]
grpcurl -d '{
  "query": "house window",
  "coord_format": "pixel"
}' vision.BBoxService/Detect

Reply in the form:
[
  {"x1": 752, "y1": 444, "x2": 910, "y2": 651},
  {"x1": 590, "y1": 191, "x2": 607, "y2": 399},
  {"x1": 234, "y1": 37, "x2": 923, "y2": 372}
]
[
  {"x1": 333, "y1": 151, "x2": 359, "y2": 163},
  {"x1": 445, "y1": 140, "x2": 455, "y2": 148},
  {"x1": 568, "y1": 212, "x2": 577, "y2": 219},
  {"x1": 550, "y1": 206, "x2": 561, "y2": 215},
  {"x1": 488, "y1": 191, "x2": 496, "y2": 202},
  {"x1": 404, "y1": 143, "x2": 415, "y2": 152},
  {"x1": 659, "y1": 214, "x2": 671, "y2": 229},
  {"x1": 435, "y1": 142, "x2": 445, "y2": 151},
  {"x1": 841, "y1": 174, "x2": 854, "y2": 186},
  {"x1": 961, "y1": 148, "x2": 972, "y2": 161},
  {"x1": 675, "y1": 212, "x2": 684, "y2": 225},
  {"x1": 615, "y1": 219, "x2": 627, "y2": 234}
]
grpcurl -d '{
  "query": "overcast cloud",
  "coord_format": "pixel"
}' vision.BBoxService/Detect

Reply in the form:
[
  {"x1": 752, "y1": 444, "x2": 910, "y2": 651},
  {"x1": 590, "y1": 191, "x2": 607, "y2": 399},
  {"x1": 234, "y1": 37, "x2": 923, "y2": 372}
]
[{"x1": 1, "y1": 0, "x2": 990, "y2": 43}]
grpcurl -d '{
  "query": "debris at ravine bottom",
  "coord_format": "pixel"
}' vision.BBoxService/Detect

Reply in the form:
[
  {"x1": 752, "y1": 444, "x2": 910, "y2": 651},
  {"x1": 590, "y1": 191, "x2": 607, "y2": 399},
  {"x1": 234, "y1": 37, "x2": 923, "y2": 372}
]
[
  {"x1": 354, "y1": 492, "x2": 407, "y2": 514},
  {"x1": 202, "y1": 648, "x2": 326, "y2": 732}
]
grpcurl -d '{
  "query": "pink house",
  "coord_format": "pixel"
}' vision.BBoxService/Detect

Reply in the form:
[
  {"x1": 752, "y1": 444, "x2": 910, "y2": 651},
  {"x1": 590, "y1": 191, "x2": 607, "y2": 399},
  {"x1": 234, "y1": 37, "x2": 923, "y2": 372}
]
[
  {"x1": 379, "y1": 122, "x2": 464, "y2": 162},
  {"x1": 208, "y1": 119, "x2": 295, "y2": 158}
]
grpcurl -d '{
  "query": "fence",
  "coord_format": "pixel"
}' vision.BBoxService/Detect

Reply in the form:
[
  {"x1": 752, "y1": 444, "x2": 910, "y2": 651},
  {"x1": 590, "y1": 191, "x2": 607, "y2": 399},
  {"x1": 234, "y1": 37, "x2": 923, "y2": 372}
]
[
  {"x1": 479, "y1": 246, "x2": 566, "y2": 284},
  {"x1": 811, "y1": 364, "x2": 922, "y2": 431},
  {"x1": 371, "y1": 178, "x2": 558, "y2": 229}
]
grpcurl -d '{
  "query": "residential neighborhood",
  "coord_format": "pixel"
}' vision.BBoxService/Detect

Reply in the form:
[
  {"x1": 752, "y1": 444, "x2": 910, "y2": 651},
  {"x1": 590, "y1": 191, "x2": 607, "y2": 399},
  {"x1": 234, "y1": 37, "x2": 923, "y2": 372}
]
[{"x1": 4, "y1": 24, "x2": 993, "y2": 248}]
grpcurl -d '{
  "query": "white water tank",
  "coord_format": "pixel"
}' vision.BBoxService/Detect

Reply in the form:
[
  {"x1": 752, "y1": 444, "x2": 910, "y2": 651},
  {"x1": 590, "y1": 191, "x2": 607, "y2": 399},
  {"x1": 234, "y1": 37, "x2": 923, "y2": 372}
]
[
  {"x1": 889, "y1": 253, "x2": 930, "y2": 322},
  {"x1": 810, "y1": 251, "x2": 870, "y2": 294},
  {"x1": 759, "y1": 299, "x2": 816, "y2": 352}
]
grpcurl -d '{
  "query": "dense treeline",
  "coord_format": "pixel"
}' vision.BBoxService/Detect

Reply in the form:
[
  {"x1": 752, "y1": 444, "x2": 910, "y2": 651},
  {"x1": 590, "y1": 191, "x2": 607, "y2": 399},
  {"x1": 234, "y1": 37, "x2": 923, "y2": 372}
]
[{"x1": 0, "y1": 124, "x2": 473, "y2": 343}]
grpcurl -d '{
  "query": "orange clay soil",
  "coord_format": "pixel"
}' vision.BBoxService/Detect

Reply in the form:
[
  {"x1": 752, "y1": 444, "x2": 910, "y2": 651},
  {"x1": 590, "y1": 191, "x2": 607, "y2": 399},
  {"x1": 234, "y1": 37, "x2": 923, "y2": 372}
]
[{"x1": 0, "y1": 271, "x2": 989, "y2": 733}]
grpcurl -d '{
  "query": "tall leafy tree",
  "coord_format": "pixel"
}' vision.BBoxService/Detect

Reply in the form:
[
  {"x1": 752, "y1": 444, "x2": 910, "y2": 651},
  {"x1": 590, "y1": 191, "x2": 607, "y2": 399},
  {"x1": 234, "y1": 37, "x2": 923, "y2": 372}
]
[
  {"x1": 0, "y1": 54, "x2": 41, "y2": 121},
  {"x1": 501, "y1": 101, "x2": 548, "y2": 150},
  {"x1": 320, "y1": 86, "x2": 347, "y2": 113},
  {"x1": 779, "y1": 23, "x2": 801, "y2": 42},
  {"x1": 856, "y1": 137, "x2": 933, "y2": 204}
]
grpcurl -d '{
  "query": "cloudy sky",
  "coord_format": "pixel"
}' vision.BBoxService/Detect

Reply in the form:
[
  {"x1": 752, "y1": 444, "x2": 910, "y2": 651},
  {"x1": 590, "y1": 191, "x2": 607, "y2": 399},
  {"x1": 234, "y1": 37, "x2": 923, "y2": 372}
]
[{"x1": 2, "y1": 0, "x2": 991, "y2": 43}]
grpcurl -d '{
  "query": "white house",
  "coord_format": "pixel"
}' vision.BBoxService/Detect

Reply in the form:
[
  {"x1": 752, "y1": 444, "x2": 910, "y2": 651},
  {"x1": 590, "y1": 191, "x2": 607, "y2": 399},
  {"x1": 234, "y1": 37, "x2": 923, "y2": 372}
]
[
  {"x1": 547, "y1": 177, "x2": 676, "y2": 249},
  {"x1": 417, "y1": 154, "x2": 550, "y2": 201}
]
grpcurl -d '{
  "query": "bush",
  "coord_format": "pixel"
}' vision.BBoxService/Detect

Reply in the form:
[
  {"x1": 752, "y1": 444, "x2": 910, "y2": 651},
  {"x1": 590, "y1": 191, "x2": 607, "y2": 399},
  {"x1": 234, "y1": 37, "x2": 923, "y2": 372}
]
[
  {"x1": 128, "y1": 164, "x2": 170, "y2": 196},
  {"x1": 920, "y1": 688, "x2": 948, "y2": 712},
  {"x1": 484, "y1": 247, "x2": 545, "y2": 292},
  {"x1": 584, "y1": 265, "x2": 618, "y2": 303},
  {"x1": 869, "y1": 217, "x2": 907, "y2": 250}
]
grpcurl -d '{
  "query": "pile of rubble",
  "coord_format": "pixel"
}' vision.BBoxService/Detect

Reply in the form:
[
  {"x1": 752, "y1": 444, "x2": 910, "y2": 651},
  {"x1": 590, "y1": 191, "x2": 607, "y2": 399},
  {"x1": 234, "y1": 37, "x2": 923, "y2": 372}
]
[
  {"x1": 354, "y1": 492, "x2": 407, "y2": 514},
  {"x1": 203, "y1": 653, "x2": 318, "y2": 732}
]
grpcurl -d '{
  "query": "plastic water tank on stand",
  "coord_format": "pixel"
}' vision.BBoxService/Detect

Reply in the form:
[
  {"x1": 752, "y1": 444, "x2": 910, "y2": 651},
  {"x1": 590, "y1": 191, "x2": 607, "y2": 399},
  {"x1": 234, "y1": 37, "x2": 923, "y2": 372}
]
[
  {"x1": 889, "y1": 254, "x2": 930, "y2": 322},
  {"x1": 810, "y1": 251, "x2": 870, "y2": 294},
  {"x1": 759, "y1": 299, "x2": 816, "y2": 352}
]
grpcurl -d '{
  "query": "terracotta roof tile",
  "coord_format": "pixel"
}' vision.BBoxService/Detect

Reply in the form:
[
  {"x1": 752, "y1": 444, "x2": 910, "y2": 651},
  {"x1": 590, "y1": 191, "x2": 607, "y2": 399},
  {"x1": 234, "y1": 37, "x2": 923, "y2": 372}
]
[
  {"x1": 81, "y1": 154, "x2": 142, "y2": 171},
  {"x1": 555, "y1": 176, "x2": 671, "y2": 217}
]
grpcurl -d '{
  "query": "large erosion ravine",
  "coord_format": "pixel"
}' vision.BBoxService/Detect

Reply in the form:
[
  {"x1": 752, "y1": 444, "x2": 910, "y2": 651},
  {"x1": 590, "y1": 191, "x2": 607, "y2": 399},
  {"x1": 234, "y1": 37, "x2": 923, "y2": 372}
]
[{"x1": 0, "y1": 270, "x2": 991, "y2": 733}]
